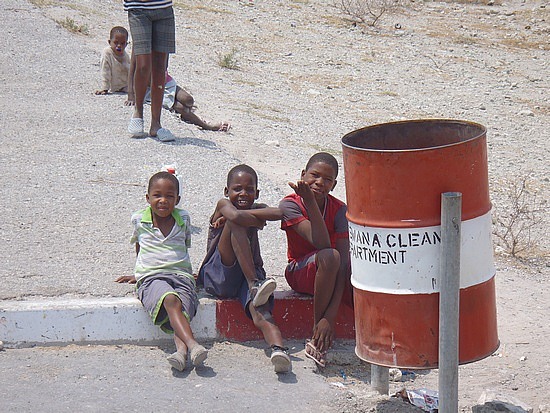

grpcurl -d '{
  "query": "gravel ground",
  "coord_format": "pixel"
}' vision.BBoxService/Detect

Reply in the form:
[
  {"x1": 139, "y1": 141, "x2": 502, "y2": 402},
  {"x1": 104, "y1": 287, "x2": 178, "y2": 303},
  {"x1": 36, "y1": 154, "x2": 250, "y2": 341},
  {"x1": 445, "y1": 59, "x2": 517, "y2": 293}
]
[{"x1": 0, "y1": 0, "x2": 548, "y2": 411}]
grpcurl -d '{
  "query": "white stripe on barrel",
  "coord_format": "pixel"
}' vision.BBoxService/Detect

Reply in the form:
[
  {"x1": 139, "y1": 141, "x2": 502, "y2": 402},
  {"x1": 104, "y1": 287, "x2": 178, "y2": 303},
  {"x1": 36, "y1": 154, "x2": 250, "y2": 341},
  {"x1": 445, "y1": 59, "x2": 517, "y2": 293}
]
[{"x1": 349, "y1": 211, "x2": 495, "y2": 294}]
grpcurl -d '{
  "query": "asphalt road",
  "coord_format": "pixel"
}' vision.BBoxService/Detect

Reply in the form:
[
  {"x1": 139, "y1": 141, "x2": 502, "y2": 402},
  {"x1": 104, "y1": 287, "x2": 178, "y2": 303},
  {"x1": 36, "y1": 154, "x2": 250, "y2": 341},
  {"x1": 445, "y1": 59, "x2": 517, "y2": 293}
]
[{"x1": 0, "y1": 340, "x2": 391, "y2": 413}]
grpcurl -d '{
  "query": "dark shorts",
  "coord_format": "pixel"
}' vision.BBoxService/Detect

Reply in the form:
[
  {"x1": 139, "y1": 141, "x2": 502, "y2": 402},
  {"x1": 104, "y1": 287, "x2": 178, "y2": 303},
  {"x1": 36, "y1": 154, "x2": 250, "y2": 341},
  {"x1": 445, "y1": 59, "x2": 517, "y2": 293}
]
[
  {"x1": 137, "y1": 273, "x2": 198, "y2": 333},
  {"x1": 128, "y1": 7, "x2": 175, "y2": 55},
  {"x1": 199, "y1": 247, "x2": 274, "y2": 319}
]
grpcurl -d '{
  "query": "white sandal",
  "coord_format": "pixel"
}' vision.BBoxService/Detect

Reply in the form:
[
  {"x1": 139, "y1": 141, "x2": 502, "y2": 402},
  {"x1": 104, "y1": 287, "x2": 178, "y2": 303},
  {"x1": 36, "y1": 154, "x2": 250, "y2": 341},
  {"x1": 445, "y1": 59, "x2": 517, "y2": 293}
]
[{"x1": 128, "y1": 117, "x2": 146, "y2": 138}]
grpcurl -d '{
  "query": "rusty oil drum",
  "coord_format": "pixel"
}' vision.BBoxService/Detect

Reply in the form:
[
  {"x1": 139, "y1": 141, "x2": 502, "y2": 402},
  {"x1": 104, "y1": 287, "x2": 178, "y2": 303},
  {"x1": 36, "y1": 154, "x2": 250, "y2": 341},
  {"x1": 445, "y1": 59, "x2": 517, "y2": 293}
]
[{"x1": 341, "y1": 119, "x2": 499, "y2": 369}]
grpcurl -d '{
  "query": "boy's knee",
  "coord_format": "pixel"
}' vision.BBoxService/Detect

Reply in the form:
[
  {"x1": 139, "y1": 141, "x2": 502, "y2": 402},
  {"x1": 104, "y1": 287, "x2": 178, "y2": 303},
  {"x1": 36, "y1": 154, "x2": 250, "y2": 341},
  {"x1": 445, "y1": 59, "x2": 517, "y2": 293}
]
[
  {"x1": 151, "y1": 54, "x2": 167, "y2": 71},
  {"x1": 182, "y1": 95, "x2": 194, "y2": 108},
  {"x1": 316, "y1": 248, "x2": 340, "y2": 271},
  {"x1": 136, "y1": 63, "x2": 149, "y2": 76},
  {"x1": 163, "y1": 293, "x2": 181, "y2": 309},
  {"x1": 226, "y1": 220, "x2": 247, "y2": 236}
]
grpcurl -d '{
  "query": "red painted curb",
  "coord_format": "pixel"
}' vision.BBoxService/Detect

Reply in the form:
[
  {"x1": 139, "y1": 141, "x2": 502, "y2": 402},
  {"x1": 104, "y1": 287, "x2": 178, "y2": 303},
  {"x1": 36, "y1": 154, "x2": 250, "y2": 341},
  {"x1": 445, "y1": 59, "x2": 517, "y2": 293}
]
[{"x1": 215, "y1": 291, "x2": 356, "y2": 341}]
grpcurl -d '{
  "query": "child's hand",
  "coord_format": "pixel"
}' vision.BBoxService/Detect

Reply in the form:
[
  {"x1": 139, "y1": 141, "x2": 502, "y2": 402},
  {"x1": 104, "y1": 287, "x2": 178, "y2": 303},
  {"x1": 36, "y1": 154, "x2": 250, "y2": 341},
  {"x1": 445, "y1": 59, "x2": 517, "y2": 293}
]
[
  {"x1": 115, "y1": 275, "x2": 136, "y2": 284},
  {"x1": 289, "y1": 180, "x2": 315, "y2": 203},
  {"x1": 313, "y1": 318, "x2": 334, "y2": 353},
  {"x1": 212, "y1": 216, "x2": 226, "y2": 229},
  {"x1": 95, "y1": 90, "x2": 109, "y2": 95}
]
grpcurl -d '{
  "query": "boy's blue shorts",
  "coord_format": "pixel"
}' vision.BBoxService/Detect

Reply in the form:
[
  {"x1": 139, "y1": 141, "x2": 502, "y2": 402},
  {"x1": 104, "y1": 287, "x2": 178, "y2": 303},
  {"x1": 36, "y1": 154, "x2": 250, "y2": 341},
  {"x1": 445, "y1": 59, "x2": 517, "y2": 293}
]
[
  {"x1": 128, "y1": 7, "x2": 175, "y2": 55},
  {"x1": 200, "y1": 247, "x2": 274, "y2": 319}
]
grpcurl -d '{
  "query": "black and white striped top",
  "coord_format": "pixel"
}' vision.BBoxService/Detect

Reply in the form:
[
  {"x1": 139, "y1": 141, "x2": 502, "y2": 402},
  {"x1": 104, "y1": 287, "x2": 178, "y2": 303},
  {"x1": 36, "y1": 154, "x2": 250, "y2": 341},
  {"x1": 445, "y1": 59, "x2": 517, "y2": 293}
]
[{"x1": 123, "y1": 0, "x2": 173, "y2": 11}]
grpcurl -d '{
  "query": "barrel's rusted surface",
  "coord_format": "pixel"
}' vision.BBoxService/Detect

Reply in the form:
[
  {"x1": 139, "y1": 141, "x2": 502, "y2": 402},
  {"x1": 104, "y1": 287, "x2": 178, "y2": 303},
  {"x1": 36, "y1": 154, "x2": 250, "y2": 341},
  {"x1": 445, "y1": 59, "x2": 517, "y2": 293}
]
[{"x1": 342, "y1": 119, "x2": 498, "y2": 368}]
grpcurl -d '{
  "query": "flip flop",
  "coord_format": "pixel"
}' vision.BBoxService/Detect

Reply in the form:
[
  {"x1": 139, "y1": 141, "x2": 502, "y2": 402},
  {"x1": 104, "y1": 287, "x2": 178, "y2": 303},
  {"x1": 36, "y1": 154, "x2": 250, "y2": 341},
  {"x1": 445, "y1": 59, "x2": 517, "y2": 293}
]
[
  {"x1": 128, "y1": 117, "x2": 147, "y2": 138},
  {"x1": 305, "y1": 340, "x2": 326, "y2": 368},
  {"x1": 154, "y1": 127, "x2": 175, "y2": 142}
]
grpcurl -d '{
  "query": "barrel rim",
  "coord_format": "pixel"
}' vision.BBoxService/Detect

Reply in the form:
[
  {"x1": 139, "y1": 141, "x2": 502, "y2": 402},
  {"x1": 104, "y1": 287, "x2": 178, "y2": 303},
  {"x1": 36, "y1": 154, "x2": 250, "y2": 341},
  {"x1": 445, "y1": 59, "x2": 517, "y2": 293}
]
[{"x1": 341, "y1": 118, "x2": 487, "y2": 153}]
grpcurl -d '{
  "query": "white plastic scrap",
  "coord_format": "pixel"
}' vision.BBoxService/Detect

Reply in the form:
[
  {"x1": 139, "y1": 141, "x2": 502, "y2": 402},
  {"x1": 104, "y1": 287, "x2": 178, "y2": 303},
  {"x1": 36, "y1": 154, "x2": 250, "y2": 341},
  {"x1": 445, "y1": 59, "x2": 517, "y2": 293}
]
[{"x1": 406, "y1": 388, "x2": 439, "y2": 412}]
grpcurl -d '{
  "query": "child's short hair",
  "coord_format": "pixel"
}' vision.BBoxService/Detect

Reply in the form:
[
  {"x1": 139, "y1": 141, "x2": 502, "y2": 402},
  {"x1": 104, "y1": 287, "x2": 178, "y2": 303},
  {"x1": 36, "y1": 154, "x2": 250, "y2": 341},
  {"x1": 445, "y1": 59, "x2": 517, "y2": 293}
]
[
  {"x1": 148, "y1": 171, "x2": 180, "y2": 196},
  {"x1": 305, "y1": 152, "x2": 339, "y2": 178},
  {"x1": 226, "y1": 164, "x2": 258, "y2": 187},
  {"x1": 110, "y1": 26, "x2": 128, "y2": 40}
]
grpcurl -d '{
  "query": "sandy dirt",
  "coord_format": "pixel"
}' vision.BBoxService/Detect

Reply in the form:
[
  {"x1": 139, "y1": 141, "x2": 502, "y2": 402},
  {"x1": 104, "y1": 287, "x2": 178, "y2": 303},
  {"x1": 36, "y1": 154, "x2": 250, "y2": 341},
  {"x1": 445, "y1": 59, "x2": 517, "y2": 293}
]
[{"x1": 0, "y1": 0, "x2": 548, "y2": 411}]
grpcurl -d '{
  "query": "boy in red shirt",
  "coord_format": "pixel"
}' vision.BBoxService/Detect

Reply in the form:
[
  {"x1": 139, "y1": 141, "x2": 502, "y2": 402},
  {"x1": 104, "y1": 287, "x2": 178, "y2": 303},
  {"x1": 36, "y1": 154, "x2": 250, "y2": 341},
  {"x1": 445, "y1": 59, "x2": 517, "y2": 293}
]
[{"x1": 279, "y1": 153, "x2": 352, "y2": 367}]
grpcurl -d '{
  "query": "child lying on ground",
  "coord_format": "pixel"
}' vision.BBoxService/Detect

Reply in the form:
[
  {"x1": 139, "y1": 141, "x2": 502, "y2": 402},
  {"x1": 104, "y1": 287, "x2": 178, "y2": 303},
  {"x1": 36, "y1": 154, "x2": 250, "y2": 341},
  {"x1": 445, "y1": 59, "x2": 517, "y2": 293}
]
[{"x1": 126, "y1": 52, "x2": 230, "y2": 132}]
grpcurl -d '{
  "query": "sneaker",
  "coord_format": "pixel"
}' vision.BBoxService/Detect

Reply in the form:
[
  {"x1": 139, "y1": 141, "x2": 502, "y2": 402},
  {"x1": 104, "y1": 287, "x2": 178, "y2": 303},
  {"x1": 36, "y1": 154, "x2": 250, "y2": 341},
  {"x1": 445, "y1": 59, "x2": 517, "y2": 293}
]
[
  {"x1": 251, "y1": 278, "x2": 277, "y2": 307},
  {"x1": 270, "y1": 345, "x2": 291, "y2": 373}
]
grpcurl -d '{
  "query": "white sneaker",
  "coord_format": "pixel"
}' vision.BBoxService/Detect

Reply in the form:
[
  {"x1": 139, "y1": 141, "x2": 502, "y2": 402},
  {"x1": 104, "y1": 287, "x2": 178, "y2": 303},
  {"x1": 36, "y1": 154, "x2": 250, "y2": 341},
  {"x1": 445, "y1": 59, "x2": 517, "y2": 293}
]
[
  {"x1": 251, "y1": 278, "x2": 276, "y2": 307},
  {"x1": 270, "y1": 345, "x2": 291, "y2": 373}
]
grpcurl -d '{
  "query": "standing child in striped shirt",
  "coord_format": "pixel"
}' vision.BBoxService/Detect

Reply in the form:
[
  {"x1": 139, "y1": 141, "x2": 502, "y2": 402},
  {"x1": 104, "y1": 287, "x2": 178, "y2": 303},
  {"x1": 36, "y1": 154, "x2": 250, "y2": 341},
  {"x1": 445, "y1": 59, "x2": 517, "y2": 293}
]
[
  {"x1": 124, "y1": 0, "x2": 176, "y2": 141},
  {"x1": 116, "y1": 171, "x2": 207, "y2": 371}
]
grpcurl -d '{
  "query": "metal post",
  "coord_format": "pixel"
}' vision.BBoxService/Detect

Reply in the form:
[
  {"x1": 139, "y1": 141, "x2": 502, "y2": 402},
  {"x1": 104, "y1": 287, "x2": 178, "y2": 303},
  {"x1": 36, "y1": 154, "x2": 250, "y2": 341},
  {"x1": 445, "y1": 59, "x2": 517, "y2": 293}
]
[
  {"x1": 439, "y1": 192, "x2": 462, "y2": 413},
  {"x1": 371, "y1": 364, "x2": 389, "y2": 395}
]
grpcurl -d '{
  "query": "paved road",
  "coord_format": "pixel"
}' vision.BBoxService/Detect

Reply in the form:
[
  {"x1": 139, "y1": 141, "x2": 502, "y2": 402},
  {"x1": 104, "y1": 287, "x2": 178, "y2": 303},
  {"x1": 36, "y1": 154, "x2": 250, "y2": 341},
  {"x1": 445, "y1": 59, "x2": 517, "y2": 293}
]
[{"x1": 0, "y1": 340, "x2": 391, "y2": 413}]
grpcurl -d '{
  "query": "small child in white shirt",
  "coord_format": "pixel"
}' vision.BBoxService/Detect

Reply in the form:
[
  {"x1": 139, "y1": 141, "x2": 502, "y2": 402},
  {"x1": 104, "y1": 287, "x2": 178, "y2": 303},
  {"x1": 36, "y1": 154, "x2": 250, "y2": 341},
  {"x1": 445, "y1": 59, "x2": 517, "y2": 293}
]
[{"x1": 95, "y1": 26, "x2": 131, "y2": 95}]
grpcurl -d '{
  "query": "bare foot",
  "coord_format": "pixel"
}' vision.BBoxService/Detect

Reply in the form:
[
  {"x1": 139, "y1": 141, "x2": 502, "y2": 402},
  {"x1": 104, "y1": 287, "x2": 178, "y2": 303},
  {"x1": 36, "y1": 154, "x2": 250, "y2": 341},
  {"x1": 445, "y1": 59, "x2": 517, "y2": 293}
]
[
  {"x1": 202, "y1": 121, "x2": 231, "y2": 131},
  {"x1": 213, "y1": 121, "x2": 231, "y2": 132}
]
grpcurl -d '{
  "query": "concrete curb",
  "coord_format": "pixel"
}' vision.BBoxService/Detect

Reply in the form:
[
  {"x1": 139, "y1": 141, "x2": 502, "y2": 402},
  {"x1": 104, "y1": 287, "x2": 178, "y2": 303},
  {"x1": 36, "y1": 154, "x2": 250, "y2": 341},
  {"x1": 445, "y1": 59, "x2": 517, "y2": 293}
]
[
  {"x1": 0, "y1": 292, "x2": 355, "y2": 348},
  {"x1": 0, "y1": 296, "x2": 216, "y2": 347}
]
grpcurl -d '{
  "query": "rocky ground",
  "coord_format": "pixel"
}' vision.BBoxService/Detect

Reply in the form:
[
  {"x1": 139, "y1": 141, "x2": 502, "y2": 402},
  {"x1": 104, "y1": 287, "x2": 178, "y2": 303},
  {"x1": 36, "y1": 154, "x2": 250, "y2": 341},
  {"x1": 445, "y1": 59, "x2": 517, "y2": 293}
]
[{"x1": 0, "y1": 0, "x2": 548, "y2": 411}]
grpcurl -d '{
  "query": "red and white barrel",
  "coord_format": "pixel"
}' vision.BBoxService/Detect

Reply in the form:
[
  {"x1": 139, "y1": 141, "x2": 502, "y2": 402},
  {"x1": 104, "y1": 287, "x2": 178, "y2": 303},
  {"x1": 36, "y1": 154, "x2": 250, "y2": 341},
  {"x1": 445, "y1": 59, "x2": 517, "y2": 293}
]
[{"x1": 341, "y1": 119, "x2": 499, "y2": 369}]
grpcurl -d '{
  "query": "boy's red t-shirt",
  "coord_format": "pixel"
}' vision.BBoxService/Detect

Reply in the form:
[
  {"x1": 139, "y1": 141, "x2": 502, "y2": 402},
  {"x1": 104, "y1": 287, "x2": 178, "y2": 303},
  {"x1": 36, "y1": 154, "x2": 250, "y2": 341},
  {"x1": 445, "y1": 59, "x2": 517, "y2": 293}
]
[{"x1": 279, "y1": 193, "x2": 348, "y2": 262}]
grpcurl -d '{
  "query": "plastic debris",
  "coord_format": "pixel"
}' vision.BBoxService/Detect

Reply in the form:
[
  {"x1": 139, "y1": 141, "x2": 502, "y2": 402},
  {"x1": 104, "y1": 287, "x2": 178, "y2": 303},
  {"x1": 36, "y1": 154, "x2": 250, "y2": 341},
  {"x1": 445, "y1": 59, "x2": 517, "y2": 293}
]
[
  {"x1": 340, "y1": 369, "x2": 347, "y2": 381},
  {"x1": 406, "y1": 388, "x2": 439, "y2": 412},
  {"x1": 389, "y1": 368, "x2": 402, "y2": 381},
  {"x1": 389, "y1": 368, "x2": 416, "y2": 382}
]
